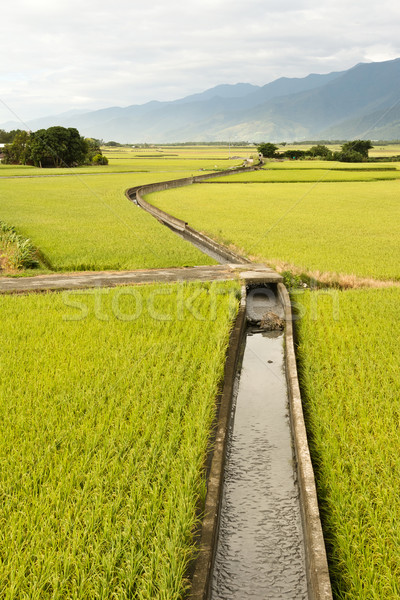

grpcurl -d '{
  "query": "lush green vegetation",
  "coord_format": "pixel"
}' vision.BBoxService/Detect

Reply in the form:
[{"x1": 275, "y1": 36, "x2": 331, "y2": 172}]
[
  {"x1": 148, "y1": 179, "x2": 400, "y2": 280},
  {"x1": 295, "y1": 288, "x2": 400, "y2": 599},
  {"x1": 0, "y1": 220, "x2": 39, "y2": 271},
  {"x1": 0, "y1": 281, "x2": 239, "y2": 599},
  {"x1": 2, "y1": 128, "x2": 108, "y2": 168},
  {"x1": 258, "y1": 140, "x2": 392, "y2": 162},
  {"x1": 142, "y1": 155, "x2": 400, "y2": 599},
  {"x1": 264, "y1": 142, "x2": 400, "y2": 158},
  {"x1": 0, "y1": 172, "x2": 216, "y2": 272}
]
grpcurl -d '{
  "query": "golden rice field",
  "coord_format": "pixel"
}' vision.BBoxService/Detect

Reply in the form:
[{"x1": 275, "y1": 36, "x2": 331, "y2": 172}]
[
  {"x1": 0, "y1": 281, "x2": 240, "y2": 600},
  {"x1": 148, "y1": 175, "x2": 400, "y2": 281},
  {"x1": 0, "y1": 172, "x2": 216, "y2": 272},
  {"x1": 2, "y1": 147, "x2": 400, "y2": 600},
  {"x1": 296, "y1": 288, "x2": 400, "y2": 599}
]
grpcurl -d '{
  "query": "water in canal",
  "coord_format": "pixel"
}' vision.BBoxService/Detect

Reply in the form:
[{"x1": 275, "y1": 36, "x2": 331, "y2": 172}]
[{"x1": 210, "y1": 288, "x2": 308, "y2": 599}]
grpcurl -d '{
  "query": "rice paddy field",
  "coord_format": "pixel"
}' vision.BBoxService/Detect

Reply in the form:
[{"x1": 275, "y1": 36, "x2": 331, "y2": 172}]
[
  {"x1": 0, "y1": 281, "x2": 240, "y2": 600},
  {"x1": 148, "y1": 170, "x2": 400, "y2": 281},
  {"x1": 0, "y1": 146, "x2": 249, "y2": 272},
  {"x1": 143, "y1": 155, "x2": 400, "y2": 597},
  {"x1": 210, "y1": 164, "x2": 400, "y2": 182},
  {"x1": 0, "y1": 146, "x2": 246, "y2": 178},
  {"x1": 295, "y1": 288, "x2": 400, "y2": 599},
  {"x1": 2, "y1": 146, "x2": 400, "y2": 599},
  {"x1": 0, "y1": 172, "x2": 217, "y2": 272}
]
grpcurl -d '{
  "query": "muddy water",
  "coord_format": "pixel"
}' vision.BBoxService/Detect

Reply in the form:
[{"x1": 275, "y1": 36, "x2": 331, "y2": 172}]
[{"x1": 210, "y1": 326, "x2": 307, "y2": 599}]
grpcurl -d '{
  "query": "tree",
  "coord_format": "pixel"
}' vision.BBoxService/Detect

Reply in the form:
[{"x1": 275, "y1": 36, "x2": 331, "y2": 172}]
[
  {"x1": 341, "y1": 140, "x2": 372, "y2": 159},
  {"x1": 333, "y1": 149, "x2": 365, "y2": 163},
  {"x1": 3, "y1": 127, "x2": 106, "y2": 167},
  {"x1": 29, "y1": 127, "x2": 87, "y2": 167},
  {"x1": 2, "y1": 131, "x2": 31, "y2": 164},
  {"x1": 282, "y1": 149, "x2": 307, "y2": 159},
  {"x1": 308, "y1": 144, "x2": 333, "y2": 159},
  {"x1": 92, "y1": 153, "x2": 108, "y2": 165},
  {"x1": 257, "y1": 143, "x2": 278, "y2": 158},
  {"x1": 0, "y1": 129, "x2": 23, "y2": 144},
  {"x1": 84, "y1": 138, "x2": 102, "y2": 162}
]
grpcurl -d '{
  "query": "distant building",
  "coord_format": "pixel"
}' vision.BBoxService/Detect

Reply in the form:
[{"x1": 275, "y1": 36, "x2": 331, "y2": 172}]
[{"x1": 0, "y1": 143, "x2": 5, "y2": 163}]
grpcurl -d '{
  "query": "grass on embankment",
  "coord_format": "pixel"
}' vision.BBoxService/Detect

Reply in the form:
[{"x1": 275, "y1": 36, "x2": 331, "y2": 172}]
[
  {"x1": 148, "y1": 179, "x2": 400, "y2": 281},
  {"x1": 0, "y1": 281, "x2": 239, "y2": 599},
  {"x1": 0, "y1": 173, "x2": 216, "y2": 272},
  {"x1": 295, "y1": 287, "x2": 400, "y2": 599}
]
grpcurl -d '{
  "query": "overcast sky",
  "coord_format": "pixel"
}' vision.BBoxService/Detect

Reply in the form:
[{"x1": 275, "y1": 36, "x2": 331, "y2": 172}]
[{"x1": 1, "y1": 0, "x2": 400, "y2": 125}]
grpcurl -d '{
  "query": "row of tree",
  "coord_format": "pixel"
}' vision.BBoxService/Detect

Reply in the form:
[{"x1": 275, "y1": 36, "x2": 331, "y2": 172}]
[
  {"x1": 258, "y1": 140, "x2": 373, "y2": 162},
  {"x1": 2, "y1": 127, "x2": 108, "y2": 167},
  {"x1": 0, "y1": 129, "x2": 24, "y2": 144}
]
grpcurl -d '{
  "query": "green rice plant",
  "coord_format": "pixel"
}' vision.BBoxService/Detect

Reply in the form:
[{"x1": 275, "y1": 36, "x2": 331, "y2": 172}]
[
  {"x1": 0, "y1": 281, "x2": 240, "y2": 599},
  {"x1": 0, "y1": 173, "x2": 216, "y2": 271},
  {"x1": 295, "y1": 288, "x2": 400, "y2": 599},
  {"x1": 0, "y1": 220, "x2": 39, "y2": 269},
  {"x1": 148, "y1": 179, "x2": 400, "y2": 280}
]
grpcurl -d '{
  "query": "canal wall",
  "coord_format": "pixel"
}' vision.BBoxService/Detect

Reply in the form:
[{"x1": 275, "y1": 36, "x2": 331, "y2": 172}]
[
  {"x1": 190, "y1": 284, "x2": 332, "y2": 600},
  {"x1": 125, "y1": 167, "x2": 255, "y2": 264}
]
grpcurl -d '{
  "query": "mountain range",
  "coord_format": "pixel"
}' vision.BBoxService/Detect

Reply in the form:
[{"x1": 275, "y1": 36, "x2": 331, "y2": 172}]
[{"x1": 2, "y1": 58, "x2": 400, "y2": 143}]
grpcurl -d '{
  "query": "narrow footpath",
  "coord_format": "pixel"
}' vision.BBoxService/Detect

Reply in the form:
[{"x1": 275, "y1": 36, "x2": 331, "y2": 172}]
[{"x1": 0, "y1": 264, "x2": 281, "y2": 294}]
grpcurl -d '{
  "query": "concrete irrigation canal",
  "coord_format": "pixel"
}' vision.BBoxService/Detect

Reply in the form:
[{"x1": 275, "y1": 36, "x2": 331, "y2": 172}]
[
  {"x1": 211, "y1": 285, "x2": 307, "y2": 600},
  {"x1": 126, "y1": 171, "x2": 333, "y2": 600}
]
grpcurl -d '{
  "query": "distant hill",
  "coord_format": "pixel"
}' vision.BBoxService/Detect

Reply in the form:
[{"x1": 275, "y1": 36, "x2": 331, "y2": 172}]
[{"x1": 2, "y1": 58, "x2": 400, "y2": 142}]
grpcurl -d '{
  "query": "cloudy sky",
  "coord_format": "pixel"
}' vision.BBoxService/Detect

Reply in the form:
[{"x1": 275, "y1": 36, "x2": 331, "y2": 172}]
[{"x1": 1, "y1": 0, "x2": 399, "y2": 125}]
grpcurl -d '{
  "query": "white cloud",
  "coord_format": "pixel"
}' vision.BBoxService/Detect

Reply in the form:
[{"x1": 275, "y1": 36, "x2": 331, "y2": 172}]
[{"x1": 0, "y1": 0, "x2": 400, "y2": 124}]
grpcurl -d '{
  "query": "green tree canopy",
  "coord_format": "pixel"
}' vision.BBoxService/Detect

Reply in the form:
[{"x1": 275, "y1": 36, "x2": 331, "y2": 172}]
[
  {"x1": 29, "y1": 127, "x2": 87, "y2": 167},
  {"x1": 257, "y1": 143, "x2": 278, "y2": 158},
  {"x1": 307, "y1": 144, "x2": 333, "y2": 159},
  {"x1": 85, "y1": 138, "x2": 103, "y2": 161},
  {"x1": 3, "y1": 127, "x2": 106, "y2": 167},
  {"x1": 333, "y1": 149, "x2": 365, "y2": 163},
  {"x1": 2, "y1": 131, "x2": 31, "y2": 164},
  {"x1": 0, "y1": 129, "x2": 23, "y2": 144},
  {"x1": 341, "y1": 140, "x2": 373, "y2": 158}
]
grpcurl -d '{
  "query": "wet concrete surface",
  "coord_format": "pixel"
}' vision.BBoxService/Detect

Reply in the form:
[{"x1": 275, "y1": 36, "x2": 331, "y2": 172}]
[{"x1": 211, "y1": 292, "x2": 307, "y2": 599}]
